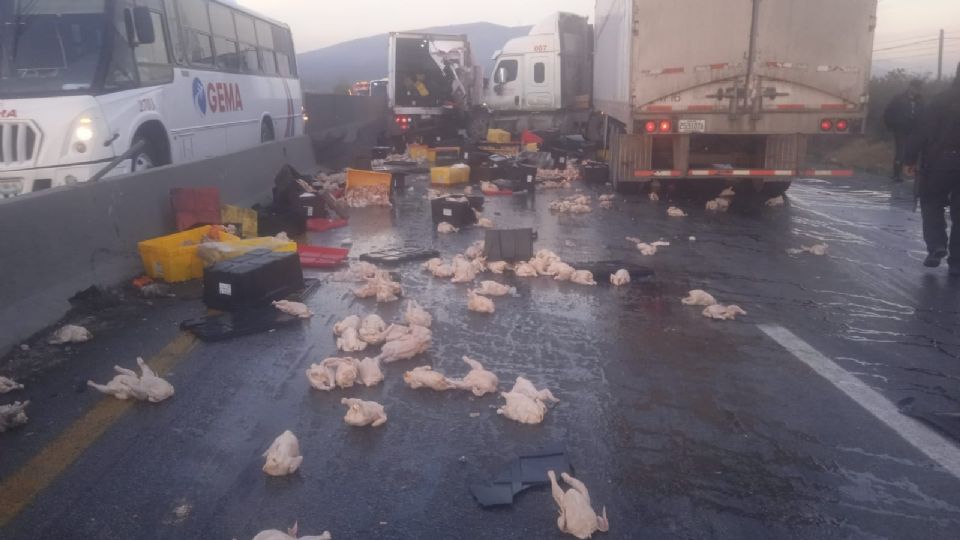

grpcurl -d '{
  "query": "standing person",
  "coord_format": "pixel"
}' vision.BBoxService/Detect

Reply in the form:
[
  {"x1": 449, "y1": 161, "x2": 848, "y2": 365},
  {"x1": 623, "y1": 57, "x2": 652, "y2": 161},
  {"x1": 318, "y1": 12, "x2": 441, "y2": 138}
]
[
  {"x1": 905, "y1": 64, "x2": 960, "y2": 273},
  {"x1": 885, "y1": 79, "x2": 925, "y2": 182}
]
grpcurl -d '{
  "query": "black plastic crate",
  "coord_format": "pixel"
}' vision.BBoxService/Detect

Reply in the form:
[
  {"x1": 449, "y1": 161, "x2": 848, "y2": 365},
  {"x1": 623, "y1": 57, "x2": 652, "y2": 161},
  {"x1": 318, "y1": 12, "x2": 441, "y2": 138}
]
[
  {"x1": 581, "y1": 162, "x2": 610, "y2": 184},
  {"x1": 431, "y1": 196, "x2": 477, "y2": 227},
  {"x1": 472, "y1": 163, "x2": 503, "y2": 183},
  {"x1": 506, "y1": 163, "x2": 538, "y2": 191},
  {"x1": 484, "y1": 229, "x2": 534, "y2": 262},
  {"x1": 371, "y1": 146, "x2": 392, "y2": 159},
  {"x1": 203, "y1": 249, "x2": 304, "y2": 311},
  {"x1": 257, "y1": 208, "x2": 306, "y2": 237}
]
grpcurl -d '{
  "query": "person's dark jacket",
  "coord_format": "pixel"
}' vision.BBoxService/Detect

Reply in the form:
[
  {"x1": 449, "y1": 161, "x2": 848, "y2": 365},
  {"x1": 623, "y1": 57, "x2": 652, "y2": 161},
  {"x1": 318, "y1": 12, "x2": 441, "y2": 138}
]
[
  {"x1": 884, "y1": 91, "x2": 924, "y2": 133},
  {"x1": 905, "y1": 82, "x2": 960, "y2": 172}
]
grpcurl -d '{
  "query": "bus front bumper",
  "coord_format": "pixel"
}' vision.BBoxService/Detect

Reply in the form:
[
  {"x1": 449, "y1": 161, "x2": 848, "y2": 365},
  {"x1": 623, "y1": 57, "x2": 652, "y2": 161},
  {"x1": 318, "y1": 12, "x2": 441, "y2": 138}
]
[{"x1": 0, "y1": 160, "x2": 126, "y2": 197}]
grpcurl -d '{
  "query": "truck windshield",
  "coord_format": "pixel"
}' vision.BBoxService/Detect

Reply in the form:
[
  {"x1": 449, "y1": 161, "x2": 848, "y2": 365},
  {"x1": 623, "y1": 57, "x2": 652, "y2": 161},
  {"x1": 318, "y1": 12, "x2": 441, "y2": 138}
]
[{"x1": 0, "y1": 0, "x2": 110, "y2": 97}]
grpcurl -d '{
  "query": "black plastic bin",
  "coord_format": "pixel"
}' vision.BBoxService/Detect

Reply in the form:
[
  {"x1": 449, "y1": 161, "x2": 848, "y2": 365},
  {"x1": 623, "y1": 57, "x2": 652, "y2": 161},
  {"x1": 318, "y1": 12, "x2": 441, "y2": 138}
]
[
  {"x1": 371, "y1": 146, "x2": 392, "y2": 159},
  {"x1": 581, "y1": 162, "x2": 610, "y2": 184},
  {"x1": 507, "y1": 163, "x2": 538, "y2": 192},
  {"x1": 431, "y1": 196, "x2": 477, "y2": 227},
  {"x1": 203, "y1": 249, "x2": 305, "y2": 311}
]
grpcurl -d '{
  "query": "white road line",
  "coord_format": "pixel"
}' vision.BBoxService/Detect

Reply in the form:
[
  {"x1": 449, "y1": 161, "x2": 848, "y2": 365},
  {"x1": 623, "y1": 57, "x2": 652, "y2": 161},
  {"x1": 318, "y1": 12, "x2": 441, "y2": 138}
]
[{"x1": 758, "y1": 324, "x2": 960, "y2": 479}]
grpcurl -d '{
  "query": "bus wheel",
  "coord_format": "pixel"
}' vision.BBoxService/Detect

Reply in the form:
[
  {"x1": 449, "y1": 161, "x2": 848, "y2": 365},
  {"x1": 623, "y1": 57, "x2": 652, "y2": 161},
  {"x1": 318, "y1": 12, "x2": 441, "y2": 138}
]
[
  {"x1": 130, "y1": 137, "x2": 158, "y2": 172},
  {"x1": 261, "y1": 119, "x2": 275, "y2": 143}
]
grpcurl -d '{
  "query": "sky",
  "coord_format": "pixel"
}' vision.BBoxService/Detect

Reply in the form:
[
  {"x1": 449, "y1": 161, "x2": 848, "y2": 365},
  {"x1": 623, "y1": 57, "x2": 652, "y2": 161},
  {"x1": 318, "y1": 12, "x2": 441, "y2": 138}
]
[{"x1": 236, "y1": 0, "x2": 960, "y2": 74}]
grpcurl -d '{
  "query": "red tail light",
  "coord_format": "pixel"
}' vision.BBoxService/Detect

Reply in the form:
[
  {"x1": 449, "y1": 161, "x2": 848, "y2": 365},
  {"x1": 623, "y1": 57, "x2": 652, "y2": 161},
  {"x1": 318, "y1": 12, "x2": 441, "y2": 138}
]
[
  {"x1": 644, "y1": 121, "x2": 657, "y2": 133},
  {"x1": 820, "y1": 119, "x2": 834, "y2": 132},
  {"x1": 659, "y1": 120, "x2": 672, "y2": 133},
  {"x1": 835, "y1": 119, "x2": 849, "y2": 132}
]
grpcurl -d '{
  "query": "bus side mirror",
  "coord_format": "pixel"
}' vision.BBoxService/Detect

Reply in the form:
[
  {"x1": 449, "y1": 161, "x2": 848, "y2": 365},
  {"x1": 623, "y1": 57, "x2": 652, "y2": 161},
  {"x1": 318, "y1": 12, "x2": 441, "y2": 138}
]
[{"x1": 132, "y1": 7, "x2": 155, "y2": 45}]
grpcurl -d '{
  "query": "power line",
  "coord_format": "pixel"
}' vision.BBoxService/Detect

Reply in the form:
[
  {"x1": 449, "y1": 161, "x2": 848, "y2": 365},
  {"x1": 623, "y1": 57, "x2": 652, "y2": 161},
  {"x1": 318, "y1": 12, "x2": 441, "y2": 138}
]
[{"x1": 874, "y1": 38, "x2": 940, "y2": 52}]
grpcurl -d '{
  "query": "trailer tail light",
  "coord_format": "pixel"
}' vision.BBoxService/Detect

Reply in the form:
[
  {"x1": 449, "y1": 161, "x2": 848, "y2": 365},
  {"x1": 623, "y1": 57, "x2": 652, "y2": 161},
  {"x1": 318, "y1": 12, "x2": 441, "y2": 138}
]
[
  {"x1": 395, "y1": 115, "x2": 412, "y2": 131},
  {"x1": 658, "y1": 120, "x2": 673, "y2": 133},
  {"x1": 819, "y1": 119, "x2": 834, "y2": 132},
  {"x1": 835, "y1": 119, "x2": 849, "y2": 132},
  {"x1": 644, "y1": 121, "x2": 658, "y2": 133}
]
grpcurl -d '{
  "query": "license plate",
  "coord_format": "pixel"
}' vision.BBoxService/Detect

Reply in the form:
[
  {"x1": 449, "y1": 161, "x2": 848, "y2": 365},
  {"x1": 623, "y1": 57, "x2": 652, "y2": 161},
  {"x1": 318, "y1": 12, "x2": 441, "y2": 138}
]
[{"x1": 679, "y1": 119, "x2": 706, "y2": 133}]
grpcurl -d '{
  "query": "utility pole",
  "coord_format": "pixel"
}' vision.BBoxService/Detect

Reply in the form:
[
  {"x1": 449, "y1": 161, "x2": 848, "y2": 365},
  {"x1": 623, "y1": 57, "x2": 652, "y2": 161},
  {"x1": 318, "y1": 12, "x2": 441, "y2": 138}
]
[{"x1": 938, "y1": 29, "x2": 945, "y2": 81}]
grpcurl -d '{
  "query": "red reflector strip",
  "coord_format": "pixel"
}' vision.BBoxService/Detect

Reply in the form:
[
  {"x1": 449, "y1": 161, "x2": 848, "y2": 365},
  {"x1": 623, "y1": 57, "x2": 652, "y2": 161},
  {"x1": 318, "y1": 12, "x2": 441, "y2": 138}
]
[
  {"x1": 634, "y1": 170, "x2": 683, "y2": 178},
  {"x1": 820, "y1": 104, "x2": 848, "y2": 110},
  {"x1": 641, "y1": 67, "x2": 685, "y2": 76},
  {"x1": 686, "y1": 105, "x2": 715, "y2": 112},
  {"x1": 644, "y1": 105, "x2": 673, "y2": 112},
  {"x1": 799, "y1": 169, "x2": 854, "y2": 177},
  {"x1": 775, "y1": 104, "x2": 807, "y2": 111},
  {"x1": 689, "y1": 169, "x2": 796, "y2": 177}
]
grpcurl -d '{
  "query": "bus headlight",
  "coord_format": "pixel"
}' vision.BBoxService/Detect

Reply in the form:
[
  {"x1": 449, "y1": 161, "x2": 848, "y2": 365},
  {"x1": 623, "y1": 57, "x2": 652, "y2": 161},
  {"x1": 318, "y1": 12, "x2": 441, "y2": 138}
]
[{"x1": 75, "y1": 118, "x2": 95, "y2": 142}]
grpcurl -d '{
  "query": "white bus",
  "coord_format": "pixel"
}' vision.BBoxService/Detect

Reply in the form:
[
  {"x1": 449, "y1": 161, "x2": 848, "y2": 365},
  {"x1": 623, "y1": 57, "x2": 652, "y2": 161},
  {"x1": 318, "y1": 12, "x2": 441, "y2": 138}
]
[{"x1": 0, "y1": 0, "x2": 303, "y2": 197}]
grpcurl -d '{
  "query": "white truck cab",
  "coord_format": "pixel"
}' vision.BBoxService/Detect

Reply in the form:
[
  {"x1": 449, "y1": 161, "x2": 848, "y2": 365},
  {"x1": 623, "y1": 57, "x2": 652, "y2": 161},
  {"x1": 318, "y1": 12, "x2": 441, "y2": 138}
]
[{"x1": 485, "y1": 13, "x2": 592, "y2": 131}]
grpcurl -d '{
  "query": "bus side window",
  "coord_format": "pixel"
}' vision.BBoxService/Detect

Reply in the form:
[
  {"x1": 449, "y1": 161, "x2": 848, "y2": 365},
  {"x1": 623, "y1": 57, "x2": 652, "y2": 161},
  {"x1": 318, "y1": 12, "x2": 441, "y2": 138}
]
[
  {"x1": 177, "y1": 0, "x2": 214, "y2": 66},
  {"x1": 135, "y1": 11, "x2": 174, "y2": 86},
  {"x1": 209, "y1": 2, "x2": 239, "y2": 71},
  {"x1": 162, "y1": 0, "x2": 185, "y2": 65},
  {"x1": 234, "y1": 13, "x2": 259, "y2": 73},
  {"x1": 271, "y1": 25, "x2": 296, "y2": 77},
  {"x1": 255, "y1": 19, "x2": 276, "y2": 75}
]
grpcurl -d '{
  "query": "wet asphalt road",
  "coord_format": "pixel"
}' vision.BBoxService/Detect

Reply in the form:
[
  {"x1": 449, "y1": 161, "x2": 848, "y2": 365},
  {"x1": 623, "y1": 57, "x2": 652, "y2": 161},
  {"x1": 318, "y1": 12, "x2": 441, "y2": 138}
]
[{"x1": 1, "y1": 174, "x2": 959, "y2": 539}]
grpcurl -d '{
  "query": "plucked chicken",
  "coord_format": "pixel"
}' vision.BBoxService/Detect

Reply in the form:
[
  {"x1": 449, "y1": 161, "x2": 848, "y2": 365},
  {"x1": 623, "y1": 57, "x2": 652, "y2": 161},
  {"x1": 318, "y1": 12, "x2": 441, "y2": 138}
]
[
  {"x1": 548, "y1": 470, "x2": 610, "y2": 539},
  {"x1": 252, "y1": 522, "x2": 331, "y2": 540},
  {"x1": 475, "y1": 281, "x2": 514, "y2": 297},
  {"x1": 609, "y1": 270, "x2": 631, "y2": 287},
  {"x1": 451, "y1": 357, "x2": 499, "y2": 396},
  {"x1": 404, "y1": 300, "x2": 433, "y2": 328},
  {"x1": 333, "y1": 315, "x2": 361, "y2": 336},
  {"x1": 377, "y1": 325, "x2": 432, "y2": 363},
  {"x1": 357, "y1": 358, "x2": 384, "y2": 387},
  {"x1": 570, "y1": 270, "x2": 597, "y2": 286},
  {"x1": 682, "y1": 290, "x2": 717, "y2": 306},
  {"x1": 48, "y1": 324, "x2": 93, "y2": 345},
  {"x1": 0, "y1": 376, "x2": 24, "y2": 394},
  {"x1": 336, "y1": 327, "x2": 368, "y2": 352},
  {"x1": 273, "y1": 301, "x2": 313, "y2": 319},
  {"x1": 403, "y1": 366, "x2": 456, "y2": 391},
  {"x1": 0, "y1": 401, "x2": 29, "y2": 432},
  {"x1": 358, "y1": 315, "x2": 387, "y2": 345},
  {"x1": 467, "y1": 290, "x2": 495, "y2": 314},
  {"x1": 262, "y1": 430, "x2": 303, "y2": 477},
  {"x1": 341, "y1": 398, "x2": 387, "y2": 427},
  {"x1": 87, "y1": 358, "x2": 174, "y2": 403},
  {"x1": 702, "y1": 304, "x2": 747, "y2": 320}
]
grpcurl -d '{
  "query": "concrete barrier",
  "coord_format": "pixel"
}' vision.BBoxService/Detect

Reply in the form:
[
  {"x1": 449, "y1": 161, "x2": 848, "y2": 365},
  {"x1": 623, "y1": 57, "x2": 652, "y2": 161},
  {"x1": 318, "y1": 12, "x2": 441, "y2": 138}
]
[
  {"x1": 0, "y1": 136, "x2": 315, "y2": 355},
  {"x1": 304, "y1": 93, "x2": 389, "y2": 168}
]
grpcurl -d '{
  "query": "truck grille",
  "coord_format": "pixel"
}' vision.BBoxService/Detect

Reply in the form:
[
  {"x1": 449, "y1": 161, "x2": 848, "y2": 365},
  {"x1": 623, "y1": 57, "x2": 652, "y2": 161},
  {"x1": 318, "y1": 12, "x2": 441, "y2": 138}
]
[{"x1": 0, "y1": 121, "x2": 40, "y2": 167}]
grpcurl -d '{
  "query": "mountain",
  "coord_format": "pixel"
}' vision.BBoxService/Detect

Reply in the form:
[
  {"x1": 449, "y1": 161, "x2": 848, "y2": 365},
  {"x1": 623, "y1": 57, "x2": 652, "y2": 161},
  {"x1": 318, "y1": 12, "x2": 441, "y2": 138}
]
[{"x1": 296, "y1": 22, "x2": 531, "y2": 93}]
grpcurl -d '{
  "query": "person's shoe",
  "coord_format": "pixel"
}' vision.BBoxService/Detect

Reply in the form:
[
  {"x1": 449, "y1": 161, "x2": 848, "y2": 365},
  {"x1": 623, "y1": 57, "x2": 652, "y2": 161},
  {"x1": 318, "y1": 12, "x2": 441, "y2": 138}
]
[{"x1": 924, "y1": 250, "x2": 948, "y2": 268}]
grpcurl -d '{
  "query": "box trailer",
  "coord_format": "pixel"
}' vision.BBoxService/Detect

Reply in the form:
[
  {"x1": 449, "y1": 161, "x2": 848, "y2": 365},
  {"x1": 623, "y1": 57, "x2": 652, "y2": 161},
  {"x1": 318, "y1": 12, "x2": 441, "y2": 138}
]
[{"x1": 595, "y1": 0, "x2": 878, "y2": 191}]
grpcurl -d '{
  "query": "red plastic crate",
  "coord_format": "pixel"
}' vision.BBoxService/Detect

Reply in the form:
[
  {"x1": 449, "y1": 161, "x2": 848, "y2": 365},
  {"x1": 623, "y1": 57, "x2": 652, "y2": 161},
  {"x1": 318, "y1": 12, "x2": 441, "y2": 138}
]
[
  {"x1": 171, "y1": 187, "x2": 221, "y2": 231},
  {"x1": 306, "y1": 218, "x2": 349, "y2": 232},
  {"x1": 298, "y1": 245, "x2": 349, "y2": 268}
]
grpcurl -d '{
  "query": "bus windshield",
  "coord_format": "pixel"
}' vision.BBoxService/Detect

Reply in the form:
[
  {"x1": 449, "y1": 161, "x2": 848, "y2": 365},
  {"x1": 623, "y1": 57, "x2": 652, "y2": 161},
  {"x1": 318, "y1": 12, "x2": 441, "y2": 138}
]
[{"x1": 0, "y1": 0, "x2": 110, "y2": 97}]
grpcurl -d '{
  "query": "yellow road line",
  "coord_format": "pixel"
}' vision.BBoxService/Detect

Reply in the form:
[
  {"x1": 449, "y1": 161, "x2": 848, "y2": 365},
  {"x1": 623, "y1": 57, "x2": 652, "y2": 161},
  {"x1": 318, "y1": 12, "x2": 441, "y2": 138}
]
[{"x1": 0, "y1": 332, "x2": 197, "y2": 528}]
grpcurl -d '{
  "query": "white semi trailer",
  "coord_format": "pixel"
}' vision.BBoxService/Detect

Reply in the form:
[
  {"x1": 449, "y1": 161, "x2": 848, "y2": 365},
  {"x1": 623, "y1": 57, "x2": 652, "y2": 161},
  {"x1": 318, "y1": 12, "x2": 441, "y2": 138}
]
[{"x1": 487, "y1": 0, "x2": 879, "y2": 193}]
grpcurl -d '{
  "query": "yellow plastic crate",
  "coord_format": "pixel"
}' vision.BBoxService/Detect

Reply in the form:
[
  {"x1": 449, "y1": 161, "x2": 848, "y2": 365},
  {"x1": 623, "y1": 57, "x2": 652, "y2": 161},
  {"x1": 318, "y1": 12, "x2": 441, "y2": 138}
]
[
  {"x1": 430, "y1": 165, "x2": 471, "y2": 185},
  {"x1": 346, "y1": 168, "x2": 391, "y2": 189},
  {"x1": 408, "y1": 144, "x2": 429, "y2": 161},
  {"x1": 196, "y1": 236, "x2": 297, "y2": 267},
  {"x1": 220, "y1": 205, "x2": 258, "y2": 238},
  {"x1": 487, "y1": 129, "x2": 512, "y2": 143},
  {"x1": 428, "y1": 146, "x2": 460, "y2": 163},
  {"x1": 138, "y1": 226, "x2": 240, "y2": 283}
]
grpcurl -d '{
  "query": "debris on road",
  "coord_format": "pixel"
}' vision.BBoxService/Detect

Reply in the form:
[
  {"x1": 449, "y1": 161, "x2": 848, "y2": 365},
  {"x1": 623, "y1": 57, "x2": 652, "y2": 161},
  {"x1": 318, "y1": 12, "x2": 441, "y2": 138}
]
[
  {"x1": 341, "y1": 398, "x2": 387, "y2": 427},
  {"x1": 330, "y1": 262, "x2": 379, "y2": 283},
  {"x1": 468, "y1": 290, "x2": 496, "y2": 313},
  {"x1": 719, "y1": 187, "x2": 736, "y2": 197},
  {"x1": 359, "y1": 314, "x2": 388, "y2": 344},
  {"x1": 549, "y1": 195, "x2": 593, "y2": 214},
  {"x1": 438, "y1": 222, "x2": 459, "y2": 234},
  {"x1": 262, "y1": 430, "x2": 303, "y2": 477},
  {"x1": 649, "y1": 192, "x2": 660, "y2": 202},
  {"x1": 333, "y1": 315, "x2": 361, "y2": 336},
  {"x1": 548, "y1": 470, "x2": 610, "y2": 539},
  {"x1": 765, "y1": 196, "x2": 786, "y2": 207},
  {"x1": 357, "y1": 358, "x2": 384, "y2": 387},
  {"x1": 497, "y1": 377, "x2": 559, "y2": 425},
  {"x1": 702, "y1": 304, "x2": 748, "y2": 321},
  {"x1": 336, "y1": 328, "x2": 367, "y2": 352},
  {"x1": 475, "y1": 281, "x2": 515, "y2": 297},
  {"x1": 48, "y1": 324, "x2": 93, "y2": 345},
  {"x1": 470, "y1": 444, "x2": 573, "y2": 507},
  {"x1": 424, "y1": 257, "x2": 456, "y2": 278},
  {"x1": 478, "y1": 217, "x2": 495, "y2": 228},
  {"x1": 450, "y1": 357, "x2": 499, "y2": 396},
  {"x1": 550, "y1": 262, "x2": 576, "y2": 281},
  {"x1": 0, "y1": 376, "x2": 24, "y2": 393},
  {"x1": 272, "y1": 300, "x2": 313, "y2": 319},
  {"x1": 353, "y1": 271, "x2": 403, "y2": 303},
  {"x1": 706, "y1": 198, "x2": 731, "y2": 212},
  {"x1": 464, "y1": 241, "x2": 485, "y2": 260},
  {"x1": 0, "y1": 401, "x2": 29, "y2": 432},
  {"x1": 787, "y1": 243, "x2": 829, "y2": 256},
  {"x1": 610, "y1": 269, "x2": 631, "y2": 286},
  {"x1": 345, "y1": 185, "x2": 391, "y2": 208},
  {"x1": 140, "y1": 282, "x2": 176, "y2": 298},
  {"x1": 451, "y1": 256, "x2": 478, "y2": 283},
  {"x1": 87, "y1": 358, "x2": 174, "y2": 403},
  {"x1": 667, "y1": 207, "x2": 688, "y2": 217},
  {"x1": 376, "y1": 325, "x2": 432, "y2": 363},
  {"x1": 252, "y1": 521, "x2": 331, "y2": 540},
  {"x1": 570, "y1": 270, "x2": 597, "y2": 286},
  {"x1": 682, "y1": 290, "x2": 717, "y2": 306},
  {"x1": 514, "y1": 262, "x2": 539, "y2": 277},
  {"x1": 488, "y1": 261, "x2": 509, "y2": 274},
  {"x1": 404, "y1": 300, "x2": 433, "y2": 328},
  {"x1": 404, "y1": 366, "x2": 456, "y2": 391},
  {"x1": 306, "y1": 358, "x2": 362, "y2": 390}
]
